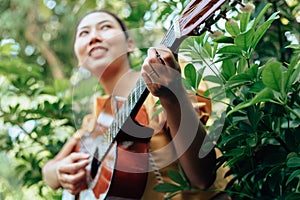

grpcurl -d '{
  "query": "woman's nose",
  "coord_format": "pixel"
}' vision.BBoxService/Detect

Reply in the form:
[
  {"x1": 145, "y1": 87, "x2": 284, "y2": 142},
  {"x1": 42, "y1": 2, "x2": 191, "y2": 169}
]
[{"x1": 89, "y1": 30, "x2": 103, "y2": 45}]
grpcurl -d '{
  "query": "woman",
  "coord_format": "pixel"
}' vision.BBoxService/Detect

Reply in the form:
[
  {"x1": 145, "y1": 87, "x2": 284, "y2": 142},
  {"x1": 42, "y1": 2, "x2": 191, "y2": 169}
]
[{"x1": 42, "y1": 10, "x2": 230, "y2": 199}]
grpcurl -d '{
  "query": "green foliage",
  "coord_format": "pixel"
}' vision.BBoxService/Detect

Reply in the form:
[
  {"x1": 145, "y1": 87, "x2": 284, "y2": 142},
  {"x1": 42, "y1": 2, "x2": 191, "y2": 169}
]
[
  {"x1": 177, "y1": 2, "x2": 300, "y2": 199},
  {"x1": 1, "y1": 0, "x2": 300, "y2": 199},
  {"x1": 0, "y1": 39, "x2": 74, "y2": 199}
]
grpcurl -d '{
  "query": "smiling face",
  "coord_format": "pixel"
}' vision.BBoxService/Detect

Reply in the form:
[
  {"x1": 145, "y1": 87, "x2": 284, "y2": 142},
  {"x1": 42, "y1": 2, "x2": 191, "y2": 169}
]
[{"x1": 74, "y1": 11, "x2": 134, "y2": 78}]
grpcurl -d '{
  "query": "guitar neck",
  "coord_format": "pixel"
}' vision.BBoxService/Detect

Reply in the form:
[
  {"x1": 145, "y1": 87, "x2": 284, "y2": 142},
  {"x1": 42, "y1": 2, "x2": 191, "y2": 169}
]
[{"x1": 107, "y1": 26, "x2": 184, "y2": 142}]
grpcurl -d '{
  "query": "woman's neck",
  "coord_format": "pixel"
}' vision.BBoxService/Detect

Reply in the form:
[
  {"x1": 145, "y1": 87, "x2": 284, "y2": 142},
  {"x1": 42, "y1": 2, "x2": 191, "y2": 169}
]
[{"x1": 100, "y1": 64, "x2": 140, "y2": 97}]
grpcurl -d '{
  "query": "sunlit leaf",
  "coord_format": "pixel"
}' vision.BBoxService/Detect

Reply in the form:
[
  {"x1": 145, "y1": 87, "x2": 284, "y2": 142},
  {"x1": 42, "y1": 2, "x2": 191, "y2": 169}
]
[
  {"x1": 240, "y1": 11, "x2": 251, "y2": 32},
  {"x1": 234, "y1": 29, "x2": 254, "y2": 50},
  {"x1": 168, "y1": 170, "x2": 187, "y2": 187},
  {"x1": 221, "y1": 59, "x2": 236, "y2": 80},
  {"x1": 262, "y1": 62, "x2": 283, "y2": 93},
  {"x1": 153, "y1": 182, "x2": 182, "y2": 193},
  {"x1": 252, "y1": 12, "x2": 280, "y2": 50},
  {"x1": 225, "y1": 20, "x2": 240, "y2": 37},
  {"x1": 252, "y1": 3, "x2": 272, "y2": 28},
  {"x1": 227, "y1": 88, "x2": 274, "y2": 116},
  {"x1": 217, "y1": 45, "x2": 243, "y2": 55}
]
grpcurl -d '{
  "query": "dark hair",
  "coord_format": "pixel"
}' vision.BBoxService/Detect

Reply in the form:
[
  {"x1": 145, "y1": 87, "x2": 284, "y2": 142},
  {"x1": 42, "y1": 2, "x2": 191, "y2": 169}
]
[{"x1": 75, "y1": 9, "x2": 129, "y2": 39}]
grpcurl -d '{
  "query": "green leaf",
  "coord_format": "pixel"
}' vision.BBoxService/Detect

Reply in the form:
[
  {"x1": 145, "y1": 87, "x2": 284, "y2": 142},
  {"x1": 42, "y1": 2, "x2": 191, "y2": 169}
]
[
  {"x1": 151, "y1": 107, "x2": 164, "y2": 120},
  {"x1": 153, "y1": 182, "x2": 182, "y2": 193},
  {"x1": 249, "y1": 81, "x2": 265, "y2": 93},
  {"x1": 246, "y1": 64, "x2": 258, "y2": 80},
  {"x1": 285, "y1": 58, "x2": 300, "y2": 91},
  {"x1": 252, "y1": 12, "x2": 280, "y2": 50},
  {"x1": 285, "y1": 193, "x2": 300, "y2": 200},
  {"x1": 213, "y1": 36, "x2": 234, "y2": 43},
  {"x1": 252, "y1": 3, "x2": 272, "y2": 28},
  {"x1": 218, "y1": 132, "x2": 246, "y2": 146},
  {"x1": 184, "y1": 63, "x2": 197, "y2": 88},
  {"x1": 203, "y1": 75, "x2": 223, "y2": 85},
  {"x1": 234, "y1": 28, "x2": 254, "y2": 50},
  {"x1": 203, "y1": 39, "x2": 213, "y2": 58},
  {"x1": 240, "y1": 11, "x2": 251, "y2": 32},
  {"x1": 226, "y1": 88, "x2": 274, "y2": 116},
  {"x1": 217, "y1": 45, "x2": 243, "y2": 56},
  {"x1": 226, "y1": 73, "x2": 252, "y2": 88},
  {"x1": 246, "y1": 135, "x2": 257, "y2": 147},
  {"x1": 286, "y1": 169, "x2": 300, "y2": 186},
  {"x1": 167, "y1": 170, "x2": 187, "y2": 187},
  {"x1": 54, "y1": 79, "x2": 70, "y2": 93},
  {"x1": 287, "y1": 156, "x2": 300, "y2": 168},
  {"x1": 225, "y1": 20, "x2": 240, "y2": 37},
  {"x1": 237, "y1": 57, "x2": 248, "y2": 73},
  {"x1": 262, "y1": 62, "x2": 283, "y2": 93},
  {"x1": 221, "y1": 59, "x2": 236, "y2": 80},
  {"x1": 182, "y1": 78, "x2": 193, "y2": 91}
]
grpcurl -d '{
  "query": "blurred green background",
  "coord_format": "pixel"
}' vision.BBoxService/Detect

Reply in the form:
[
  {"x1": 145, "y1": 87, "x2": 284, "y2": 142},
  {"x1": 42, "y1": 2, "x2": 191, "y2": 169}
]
[{"x1": 0, "y1": 0, "x2": 299, "y2": 199}]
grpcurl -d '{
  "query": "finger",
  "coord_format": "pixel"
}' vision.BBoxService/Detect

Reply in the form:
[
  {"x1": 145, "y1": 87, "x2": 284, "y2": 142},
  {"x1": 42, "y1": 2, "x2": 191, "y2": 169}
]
[
  {"x1": 69, "y1": 152, "x2": 90, "y2": 162},
  {"x1": 64, "y1": 182, "x2": 82, "y2": 195},
  {"x1": 147, "y1": 47, "x2": 159, "y2": 61},
  {"x1": 141, "y1": 69, "x2": 152, "y2": 85},
  {"x1": 155, "y1": 47, "x2": 180, "y2": 72},
  {"x1": 59, "y1": 169, "x2": 86, "y2": 184},
  {"x1": 55, "y1": 137, "x2": 80, "y2": 159},
  {"x1": 58, "y1": 159, "x2": 90, "y2": 174},
  {"x1": 59, "y1": 170, "x2": 87, "y2": 193}
]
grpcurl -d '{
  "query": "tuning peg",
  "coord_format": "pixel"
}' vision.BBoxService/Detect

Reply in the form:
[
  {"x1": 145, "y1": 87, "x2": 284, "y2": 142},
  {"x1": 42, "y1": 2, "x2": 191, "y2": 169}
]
[
  {"x1": 196, "y1": 23, "x2": 208, "y2": 35},
  {"x1": 229, "y1": 0, "x2": 245, "y2": 7},
  {"x1": 197, "y1": 23, "x2": 217, "y2": 36},
  {"x1": 213, "y1": 9, "x2": 228, "y2": 21}
]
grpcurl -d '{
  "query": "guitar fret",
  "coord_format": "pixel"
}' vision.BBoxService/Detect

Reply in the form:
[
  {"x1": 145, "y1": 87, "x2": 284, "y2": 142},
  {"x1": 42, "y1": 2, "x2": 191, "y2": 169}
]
[
  {"x1": 107, "y1": 126, "x2": 111, "y2": 142},
  {"x1": 111, "y1": 122, "x2": 115, "y2": 141},
  {"x1": 134, "y1": 87, "x2": 137, "y2": 105},
  {"x1": 139, "y1": 79, "x2": 142, "y2": 98},
  {"x1": 115, "y1": 121, "x2": 118, "y2": 137},
  {"x1": 124, "y1": 102, "x2": 128, "y2": 119},
  {"x1": 130, "y1": 93, "x2": 133, "y2": 110},
  {"x1": 117, "y1": 112, "x2": 121, "y2": 129}
]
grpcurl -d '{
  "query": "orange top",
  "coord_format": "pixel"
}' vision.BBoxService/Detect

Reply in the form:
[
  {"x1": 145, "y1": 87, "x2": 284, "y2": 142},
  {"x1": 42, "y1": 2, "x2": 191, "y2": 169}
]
[{"x1": 75, "y1": 91, "x2": 230, "y2": 200}]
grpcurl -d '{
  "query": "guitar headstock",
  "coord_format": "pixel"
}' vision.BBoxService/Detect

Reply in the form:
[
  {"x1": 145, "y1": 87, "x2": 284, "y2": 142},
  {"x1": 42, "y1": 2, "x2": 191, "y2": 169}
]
[{"x1": 174, "y1": 0, "x2": 242, "y2": 37}]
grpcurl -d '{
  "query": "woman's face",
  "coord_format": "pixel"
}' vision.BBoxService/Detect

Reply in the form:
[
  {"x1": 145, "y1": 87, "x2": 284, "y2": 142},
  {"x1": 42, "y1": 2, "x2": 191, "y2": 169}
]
[{"x1": 74, "y1": 12, "x2": 134, "y2": 77}]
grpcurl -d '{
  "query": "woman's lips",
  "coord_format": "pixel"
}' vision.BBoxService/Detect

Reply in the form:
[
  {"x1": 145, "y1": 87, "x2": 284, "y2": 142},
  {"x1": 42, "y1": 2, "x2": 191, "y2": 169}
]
[{"x1": 89, "y1": 46, "x2": 108, "y2": 58}]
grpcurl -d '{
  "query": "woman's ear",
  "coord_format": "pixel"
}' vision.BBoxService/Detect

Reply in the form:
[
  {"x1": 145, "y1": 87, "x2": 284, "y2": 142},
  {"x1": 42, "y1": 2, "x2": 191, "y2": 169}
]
[{"x1": 127, "y1": 37, "x2": 135, "y2": 53}]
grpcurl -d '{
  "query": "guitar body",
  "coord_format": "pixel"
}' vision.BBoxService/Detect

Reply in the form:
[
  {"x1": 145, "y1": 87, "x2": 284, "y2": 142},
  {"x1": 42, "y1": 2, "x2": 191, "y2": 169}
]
[
  {"x1": 63, "y1": 98, "x2": 154, "y2": 200},
  {"x1": 91, "y1": 127, "x2": 153, "y2": 200}
]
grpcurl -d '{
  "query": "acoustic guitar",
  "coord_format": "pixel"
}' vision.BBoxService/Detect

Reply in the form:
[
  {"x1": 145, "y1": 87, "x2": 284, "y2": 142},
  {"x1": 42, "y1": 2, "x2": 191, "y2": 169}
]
[{"x1": 63, "y1": 0, "x2": 236, "y2": 199}]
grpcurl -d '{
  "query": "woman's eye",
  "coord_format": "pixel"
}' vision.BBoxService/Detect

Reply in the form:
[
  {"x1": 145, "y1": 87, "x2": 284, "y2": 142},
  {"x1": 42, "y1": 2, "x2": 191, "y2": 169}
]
[
  {"x1": 79, "y1": 30, "x2": 89, "y2": 36},
  {"x1": 101, "y1": 24, "x2": 111, "y2": 30}
]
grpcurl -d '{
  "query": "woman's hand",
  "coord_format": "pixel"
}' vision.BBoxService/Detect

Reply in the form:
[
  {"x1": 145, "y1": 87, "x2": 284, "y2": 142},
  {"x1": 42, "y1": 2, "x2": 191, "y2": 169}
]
[
  {"x1": 56, "y1": 152, "x2": 90, "y2": 195},
  {"x1": 141, "y1": 47, "x2": 183, "y2": 98}
]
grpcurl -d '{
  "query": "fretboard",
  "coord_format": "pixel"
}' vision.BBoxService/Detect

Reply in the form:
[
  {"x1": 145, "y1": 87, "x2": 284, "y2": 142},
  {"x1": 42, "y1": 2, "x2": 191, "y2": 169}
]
[{"x1": 106, "y1": 25, "x2": 184, "y2": 142}]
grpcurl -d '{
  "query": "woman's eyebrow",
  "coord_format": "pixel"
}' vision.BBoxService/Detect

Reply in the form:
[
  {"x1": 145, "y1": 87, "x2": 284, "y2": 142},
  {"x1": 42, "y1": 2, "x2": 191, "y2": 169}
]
[{"x1": 78, "y1": 20, "x2": 113, "y2": 30}]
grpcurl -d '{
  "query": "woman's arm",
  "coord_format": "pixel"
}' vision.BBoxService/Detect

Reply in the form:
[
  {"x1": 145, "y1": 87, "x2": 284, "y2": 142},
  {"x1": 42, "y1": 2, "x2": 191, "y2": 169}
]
[{"x1": 142, "y1": 47, "x2": 216, "y2": 189}]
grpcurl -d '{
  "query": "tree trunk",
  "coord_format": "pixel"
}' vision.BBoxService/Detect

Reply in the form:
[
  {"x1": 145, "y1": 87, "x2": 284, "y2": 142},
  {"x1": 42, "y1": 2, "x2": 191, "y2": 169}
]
[{"x1": 25, "y1": 7, "x2": 65, "y2": 79}]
